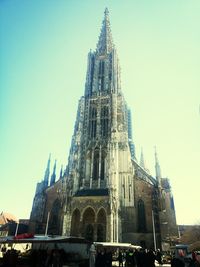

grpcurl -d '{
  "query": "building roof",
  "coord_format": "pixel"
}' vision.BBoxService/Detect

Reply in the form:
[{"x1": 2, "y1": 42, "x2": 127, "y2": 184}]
[{"x1": 0, "y1": 212, "x2": 18, "y2": 225}]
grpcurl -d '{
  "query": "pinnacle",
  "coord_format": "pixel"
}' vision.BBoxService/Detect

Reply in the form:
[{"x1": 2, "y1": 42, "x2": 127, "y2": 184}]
[
  {"x1": 96, "y1": 8, "x2": 114, "y2": 54},
  {"x1": 104, "y1": 7, "x2": 109, "y2": 17}
]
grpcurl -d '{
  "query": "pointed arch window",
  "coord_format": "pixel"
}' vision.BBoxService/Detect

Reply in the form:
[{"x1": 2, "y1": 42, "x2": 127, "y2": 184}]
[
  {"x1": 100, "y1": 150, "x2": 106, "y2": 180},
  {"x1": 93, "y1": 148, "x2": 99, "y2": 180},
  {"x1": 89, "y1": 107, "x2": 97, "y2": 138},
  {"x1": 123, "y1": 176, "x2": 125, "y2": 199},
  {"x1": 170, "y1": 196, "x2": 175, "y2": 210},
  {"x1": 137, "y1": 199, "x2": 147, "y2": 232},
  {"x1": 101, "y1": 106, "x2": 109, "y2": 137},
  {"x1": 161, "y1": 190, "x2": 166, "y2": 211},
  {"x1": 98, "y1": 60, "x2": 105, "y2": 91}
]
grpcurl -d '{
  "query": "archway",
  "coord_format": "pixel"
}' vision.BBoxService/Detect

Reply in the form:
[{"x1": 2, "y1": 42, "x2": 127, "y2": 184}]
[
  {"x1": 82, "y1": 207, "x2": 95, "y2": 241},
  {"x1": 48, "y1": 199, "x2": 61, "y2": 235},
  {"x1": 96, "y1": 208, "x2": 107, "y2": 241},
  {"x1": 85, "y1": 224, "x2": 94, "y2": 241},
  {"x1": 71, "y1": 209, "x2": 81, "y2": 236}
]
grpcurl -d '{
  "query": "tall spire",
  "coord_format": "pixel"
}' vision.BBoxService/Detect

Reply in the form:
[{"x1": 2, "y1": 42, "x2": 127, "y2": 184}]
[
  {"x1": 155, "y1": 146, "x2": 162, "y2": 183},
  {"x1": 96, "y1": 8, "x2": 114, "y2": 54},
  {"x1": 50, "y1": 160, "x2": 57, "y2": 186},
  {"x1": 127, "y1": 109, "x2": 136, "y2": 159},
  {"x1": 59, "y1": 164, "x2": 63, "y2": 179},
  {"x1": 140, "y1": 148, "x2": 145, "y2": 169},
  {"x1": 44, "y1": 154, "x2": 51, "y2": 187},
  {"x1": 140, "y1": 148, "x2": 150, "y2": 173}
]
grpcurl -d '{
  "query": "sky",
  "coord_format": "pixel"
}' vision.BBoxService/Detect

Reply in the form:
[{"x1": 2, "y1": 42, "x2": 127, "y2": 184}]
[{"x1": 0, "y1": 0, "x2": 200, "y2": 225}]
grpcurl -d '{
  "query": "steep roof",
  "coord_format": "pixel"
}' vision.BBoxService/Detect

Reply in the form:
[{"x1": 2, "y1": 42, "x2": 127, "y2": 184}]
[{"x1": 0, "y1": 212, "x2": 18, "y2": 225}]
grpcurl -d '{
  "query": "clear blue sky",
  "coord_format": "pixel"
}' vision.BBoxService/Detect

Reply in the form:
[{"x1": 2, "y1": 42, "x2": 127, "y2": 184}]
[{"x1": 0, "y1": 0, "x2": 200, "y2": 225}]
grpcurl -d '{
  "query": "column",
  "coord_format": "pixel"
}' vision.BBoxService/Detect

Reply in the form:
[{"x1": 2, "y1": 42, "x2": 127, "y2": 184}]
[
  {"x1": 98, "y1": 146, "x2": 102, "y2": 188},
  {"x1": 90, "y1": 149, "x2": 94, "y2": 188},
  {"x1": 114, "y1": 142, "x2": 119, "y2": 242}
]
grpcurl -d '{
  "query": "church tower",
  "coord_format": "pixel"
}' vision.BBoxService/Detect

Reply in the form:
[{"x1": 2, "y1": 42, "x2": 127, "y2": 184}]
[{"x1": 63, "y1": 8, "x2": 135, "y2": 242}]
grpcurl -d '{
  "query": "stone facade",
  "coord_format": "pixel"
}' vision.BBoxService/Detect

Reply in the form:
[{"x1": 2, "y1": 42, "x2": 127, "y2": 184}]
[{"x1": 29, "y1": 9, "x2": 178, "y2": 249}]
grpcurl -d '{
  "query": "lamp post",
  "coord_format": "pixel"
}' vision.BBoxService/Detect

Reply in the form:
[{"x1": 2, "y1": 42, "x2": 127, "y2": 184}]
[
  {"x1": 152, "y1": 210, "x2": 157, "y2": 251},
  {"x1": 14, "y1": 222, "x2": 19, "y2": 236},
  {"x1": 45, "y1": 211, "x2": 50, "y2": 236}
]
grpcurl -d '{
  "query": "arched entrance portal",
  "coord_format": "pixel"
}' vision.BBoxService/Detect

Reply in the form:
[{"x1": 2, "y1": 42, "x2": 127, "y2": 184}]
[
  {"x1": 48, "y1": 199, "x2": 61, "y2": 235},
  {"x1": 71, "y1": 209, "x2": 80, "y2": 236},
  {"x1": 85, "y1": 224, "x2": 94, "y2": 241},
  {"x1": 97, "y1": 208, "x2": 106, "y2": 241},
  {"x1": 82, "y1": 207, "x2": 95, "y2": 241}
]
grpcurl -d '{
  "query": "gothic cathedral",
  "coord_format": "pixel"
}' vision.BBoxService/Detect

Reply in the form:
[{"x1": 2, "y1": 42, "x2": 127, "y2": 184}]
[{"x1": 29, "y1": 9, "x2": 178, "y2": 249}]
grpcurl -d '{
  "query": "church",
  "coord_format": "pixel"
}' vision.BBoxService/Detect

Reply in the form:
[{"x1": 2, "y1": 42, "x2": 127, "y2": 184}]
[{"x1": 29, "y1": 9, "x2": 178, "y2": 249}]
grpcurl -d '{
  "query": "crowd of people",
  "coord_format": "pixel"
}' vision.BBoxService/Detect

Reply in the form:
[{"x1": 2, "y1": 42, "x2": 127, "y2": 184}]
[
  {"x1": 1, "y1": 244, "x2": 200, "y2": 267},
  {"x1": 93, "y1": 246, "x2": 200, "y2": 267},
  {"x1": 1, "y1": 248, "x2": 19, "y2": 267},
  {"x1": 93, "y1": 247, "x2": 162, "y2": 267},
  {"x1": 0, "y1": 248, "x2": 78, "y2": 267}
]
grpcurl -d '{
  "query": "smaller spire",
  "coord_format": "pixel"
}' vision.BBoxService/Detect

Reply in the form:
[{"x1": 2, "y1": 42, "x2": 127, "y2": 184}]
[
  {"x1": 59, "y1": 164, "x2": 63, "y2": 179},
  {"x1": 44, "y1": 154, "x2": 51, "y2": 187},
  {"x1": 154, "y1": 146, "x2": 162, "y2": 182},
  {"x1": 140, "y1": 148, "x2": 145, "y2": 169},
  {"x1": 155, "y1": 146, "x2": 158, "y2": 162},
  {"x1": 50, "y1": 160, "x2": 57, "y2": 186},
  {"x1": 104, "y1": 7, "x2": 109, "y2": 16},
  {"x1": 140, "y1": 148, "x2": 150, "y2": 173}
]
